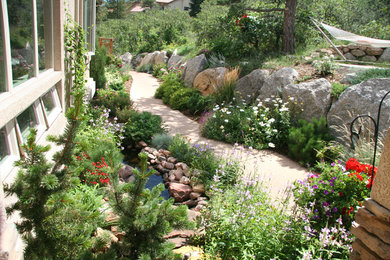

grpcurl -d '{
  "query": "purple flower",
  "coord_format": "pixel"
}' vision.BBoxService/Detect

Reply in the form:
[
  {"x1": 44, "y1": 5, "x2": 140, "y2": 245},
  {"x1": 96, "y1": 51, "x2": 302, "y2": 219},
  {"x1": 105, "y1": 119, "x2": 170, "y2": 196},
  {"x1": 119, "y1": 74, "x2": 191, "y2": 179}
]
[
  {"x1": 326, "y1": 211, "x2": 331, "y2": 216},
  {"x1": 332, "y1": 207, "x2": 338, "y2": 212},
  {"x1": 331, "y1": 162, "x2": 336, "y2": 167},
  {"x1": 322, "y1": 201, "x2": 329, "y2": 207},
  {"x1": 313, "y1": 185, "x2": 318, "y2": 189},
  {"x1": 313, "y1": 215, "x2": 319, "y2": 219},
  {"x1": 323, "y1": 190, "x2": 329, "y2": 195}
]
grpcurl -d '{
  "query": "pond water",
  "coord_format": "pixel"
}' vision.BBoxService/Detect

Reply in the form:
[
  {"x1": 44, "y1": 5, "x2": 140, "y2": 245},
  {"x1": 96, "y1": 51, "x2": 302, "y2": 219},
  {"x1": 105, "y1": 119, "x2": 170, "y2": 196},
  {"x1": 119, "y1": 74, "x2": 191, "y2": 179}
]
[{"x1": 145, "y1": 174, "x2": 170, "y2": 200}]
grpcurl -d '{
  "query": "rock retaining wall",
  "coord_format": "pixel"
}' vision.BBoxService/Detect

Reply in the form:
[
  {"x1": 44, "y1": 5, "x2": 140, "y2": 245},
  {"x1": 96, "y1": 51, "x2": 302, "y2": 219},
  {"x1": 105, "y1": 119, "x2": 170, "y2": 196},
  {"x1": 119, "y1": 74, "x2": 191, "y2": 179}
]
[{"x1": 337, "y1": 44, "x2": 390, "y2": 62}]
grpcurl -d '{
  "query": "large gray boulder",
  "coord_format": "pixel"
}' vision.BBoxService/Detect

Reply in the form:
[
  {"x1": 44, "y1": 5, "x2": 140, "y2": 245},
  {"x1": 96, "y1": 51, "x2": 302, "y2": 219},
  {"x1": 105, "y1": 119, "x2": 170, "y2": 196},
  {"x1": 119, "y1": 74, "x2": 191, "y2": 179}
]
[
  {"x1": 235, "y1": 69, "x2": 270, "y2": 104},
  {"x1": 257, "y1": 68, "x2": 298, "y2": 101},
  {"x1": 139, "y1": 51, "x2": 168, "y2": 67},
  {"x1": 327, "y1": 78, "x2": 390, "y2": 143},
  {"x1": 182, "y1": 54, "x2": 208, "y2": 87},
  {"x1": 167, "y1": 53, "x2": 184, "y2": 70},
  {"x1": 282, "y1": 78, "x2": 332, "y2": 121},
  {"x1": 131, "y1": 53, "x2": 146, "y2": 68},
  {"x1": 120, "y1": 52, "x2": 132, "y2": 65},
  {"x1": 154, "y1": 51, "x2": 168, "y2": 65},
  {"x1": 378, "y1": 48, "x2": 390, "y2": 62}
]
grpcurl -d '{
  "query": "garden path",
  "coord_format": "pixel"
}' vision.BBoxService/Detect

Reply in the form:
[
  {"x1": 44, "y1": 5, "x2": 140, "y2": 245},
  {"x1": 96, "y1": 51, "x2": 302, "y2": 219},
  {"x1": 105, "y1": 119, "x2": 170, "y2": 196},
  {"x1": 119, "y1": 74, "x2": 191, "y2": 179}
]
[{"x1": 129, "y1": 71, "x2": 308, "y2": 198}]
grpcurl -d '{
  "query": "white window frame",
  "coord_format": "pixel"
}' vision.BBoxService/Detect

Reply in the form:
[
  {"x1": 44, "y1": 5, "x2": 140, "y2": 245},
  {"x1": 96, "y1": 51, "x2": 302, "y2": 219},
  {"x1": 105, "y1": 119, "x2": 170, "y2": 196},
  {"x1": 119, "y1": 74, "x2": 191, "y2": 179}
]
[
  {"x1": 15, "y1": 101, "x2": 46, "y2": 144},
  {"x1": 0, "y1": 121, "x2": 19, "y2": 181},
  {"x1": 40, "y1": 86, "x2": 62, "y2": 127}
]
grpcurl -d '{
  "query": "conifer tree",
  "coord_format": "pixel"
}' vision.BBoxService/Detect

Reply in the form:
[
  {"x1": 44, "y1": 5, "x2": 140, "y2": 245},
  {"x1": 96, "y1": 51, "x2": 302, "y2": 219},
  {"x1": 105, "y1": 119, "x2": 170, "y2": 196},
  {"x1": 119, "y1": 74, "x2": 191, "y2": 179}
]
[
  {"x1": 107, "y1": 152, "x2": 192, "y2": 259},
  {"x1": 189, "y1": 0, "x2": 204, "y2": 17}
]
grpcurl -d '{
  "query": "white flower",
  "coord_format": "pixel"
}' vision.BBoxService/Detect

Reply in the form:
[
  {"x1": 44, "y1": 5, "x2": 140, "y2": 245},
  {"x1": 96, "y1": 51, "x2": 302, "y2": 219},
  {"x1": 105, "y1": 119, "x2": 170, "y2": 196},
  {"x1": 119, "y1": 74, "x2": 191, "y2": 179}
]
[
  {"x1": 220, "y1": 125, "x2": 224, "y2": 129},
  {"x1": 268, "y1": 142, "x2": 275, "y2": 148},
  {"x1": 224, "y1": 119, "x2": 229, "y2": 123},
  {"x1": 240, "y1": 109, "x2": 245, "y2": 112},
  {"x1": 268, "y1": 118, "x2": 275, "y2": 123},
  {"x1": 226, "y1": 111, "x2": 231, "y2": 115},
  {"x1": 280, "y1": 107, "x2": 289, "y2": 112},
  {"x1": 252, "y1": 106, "x2": 258, "y2": 111}
]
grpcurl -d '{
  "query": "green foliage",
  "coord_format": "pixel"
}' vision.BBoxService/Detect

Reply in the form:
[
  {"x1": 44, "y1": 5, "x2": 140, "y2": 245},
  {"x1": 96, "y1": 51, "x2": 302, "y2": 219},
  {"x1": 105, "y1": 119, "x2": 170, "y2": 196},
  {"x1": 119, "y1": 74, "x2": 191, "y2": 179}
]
[
  {"x1": 331, "y1": 82, "x2": 349, "y2": 98},
  {"x1": 312, "y1": 56, "x2": 338, "y2": 76},
  {"x1": 151, "y1": 133, "x2": 173, "y2": 150},
  {"x1": 90, "y1": 47, "x2": 107, "y2": 89},
  {"x1": 168, "y1": 135, "x2": 240, "y2": 188},
  {"x1": 153, "y1": 63, "x2": 168, "y2": 78},
  {"x1": 196, "y1": 179, "x2": 303, "y2": 259},
  {"x1": 169, "y1": 87, "x2": 199, "y2": 110},
  {"x1": 287, "y1": 117, "x2": 332, "y2": 166},
  {"x1": 136, "y1": 63, "x2": 154, "y2": 73},
  {"x1": 96, "y1": 10, "x2": 191, "y2": 54},
  {"x1": 202, "y1": 97, "x2": 291, "y2": 149},
  {"x1": 122, "y1": 112, "x2": 165, "y2": 150},
  {"x1": 107, "y1": 153, "x2": 192, "y2": 259},
  {"x1": 92, "y1": 88, "x2": 133, "y2": 121},
  {"x1": 293, "y1": 159, "x2": 374, "y2": 232},
  {"x1": 43, "y1": 184, "x2": 104, "y2": 259},
  {"x1": 350, "y1": 68, "x2": 390, "y2": 85}
]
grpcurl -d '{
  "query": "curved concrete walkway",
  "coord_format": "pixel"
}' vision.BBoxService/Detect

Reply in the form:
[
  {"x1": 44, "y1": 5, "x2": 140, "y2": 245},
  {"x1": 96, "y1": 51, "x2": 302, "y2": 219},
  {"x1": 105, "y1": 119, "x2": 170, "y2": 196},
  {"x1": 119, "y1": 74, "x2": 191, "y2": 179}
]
[{"x1": 130, "y1": 71, "x2": 308, "y2": 197}]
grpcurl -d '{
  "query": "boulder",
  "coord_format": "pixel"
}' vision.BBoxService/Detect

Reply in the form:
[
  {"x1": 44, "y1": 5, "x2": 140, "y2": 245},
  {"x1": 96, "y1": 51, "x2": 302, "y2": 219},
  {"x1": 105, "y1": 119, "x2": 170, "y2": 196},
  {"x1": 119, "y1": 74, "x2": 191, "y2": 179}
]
[
  {"x1": 347, "y1": 44, "x2": 359, "y2": 49},
  {"x1": 182, "y1": 54, "x2": 208, "y2": 87},
  {"x1": 167, "y1": 53, "x2": 184, "y2": 70},
  {"x1": 192, "y1": 183, "x2": 205, "y2": 194},
  {"x1": 126, "y1": 175, "x2": 136, "y2": 183},
  {"x1": 131, "y1": 53, "x2": 145, "y2": 68},
  {"x1": 190, "y1": 192, "x2": 202, "y2": 200},
  {"x1": 169, "y1": 183, "x2": 192, "y2": 202},
  {"x1": 378, "y1": 48, "x2": 390, "y2": 62},
  {"x1": 170, "y1": 169, "x2": 184, "y2": 181},
  {"x1": 162, "y1": 161, "x2": 175, "y2": 170},
  {"x1": 340, "y1": 73, "x2": 357, "y2": 84},
  {"x1": 139, "y1": 52, "x2": 155, "y2": 67},
  {"x1": 344, "y1": 52, "x2": 357, "y2": 60},
  {"x1": 362, "y1": 56, "x2": 377, "y2": 62},
  {"x1": 154, "y1": 51, "x2": 168, "y2": 65},
  {"x1": 327, "y1": 78, "x2": 390, "y2": 143},
  {"x1": 193, "y1": 67, "x2": 228, "y2": 95},
  {"x1": 257, "y1": 68, "x2": 298, "y2": 101},
  {"x1": 120, "y1": 52, "x2": 132, "y2": 64},
  {"x1": 282, "y1": 78, "x2": 332, "y2": 121},
  {"x1": 351, "y1": 49, "x2": 366, "y2": 57},
  {"x1": 366, "y1": 47, "x2": 384, "y2": 56},
  {"x1": 235, "y1": 69, "x2": 270, "y2": 104},
  {"x1": 118, "y1": 165, "x2": 133, "y2": 180},
  {"x1": 180, "y1": 176, "x2": 190, "y2": 185}
]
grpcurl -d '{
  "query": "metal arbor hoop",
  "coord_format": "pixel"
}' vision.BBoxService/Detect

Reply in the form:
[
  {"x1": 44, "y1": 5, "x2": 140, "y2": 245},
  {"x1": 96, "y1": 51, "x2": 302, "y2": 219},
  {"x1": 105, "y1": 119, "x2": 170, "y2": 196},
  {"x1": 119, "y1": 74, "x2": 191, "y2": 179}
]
[{"x1": 350, "y1": 90, "x2": 390, "y2": 190}]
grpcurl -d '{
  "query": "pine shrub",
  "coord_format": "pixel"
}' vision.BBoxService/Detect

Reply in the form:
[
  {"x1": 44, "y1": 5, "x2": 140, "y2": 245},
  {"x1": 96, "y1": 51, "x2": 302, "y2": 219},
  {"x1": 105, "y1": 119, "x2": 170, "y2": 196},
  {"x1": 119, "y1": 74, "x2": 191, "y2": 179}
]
[{"x1": 287, "y1": 117, "x2": 332, "y2": 166}]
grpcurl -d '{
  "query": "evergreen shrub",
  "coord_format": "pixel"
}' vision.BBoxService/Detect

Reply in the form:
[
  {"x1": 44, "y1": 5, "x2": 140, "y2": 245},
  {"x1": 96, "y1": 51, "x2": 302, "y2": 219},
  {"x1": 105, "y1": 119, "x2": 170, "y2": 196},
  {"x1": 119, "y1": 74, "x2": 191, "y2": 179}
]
[
  {"x1": 122, "y1": 112, "x2": 165, "y2": 149},
  {"x1": 90, "y1": 47, "x2": 107, "y2": 89},
  {"x1": 287, "y1": 117, "x2": 332, "y2": 166}
]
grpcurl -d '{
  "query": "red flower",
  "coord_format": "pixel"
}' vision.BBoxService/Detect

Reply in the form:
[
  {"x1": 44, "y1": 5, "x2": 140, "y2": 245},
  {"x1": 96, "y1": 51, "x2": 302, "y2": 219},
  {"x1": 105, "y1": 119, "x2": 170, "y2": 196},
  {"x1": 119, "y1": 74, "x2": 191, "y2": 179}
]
[
  {"x1": 338, "y1": 191, "x2": 343, "y2": 197},
  {"x1": 244, "y1": 14, "x2": 248, "y2": 18},
  {"x1": 346, "y1": 158, "x2": 360, "y2": 172}
]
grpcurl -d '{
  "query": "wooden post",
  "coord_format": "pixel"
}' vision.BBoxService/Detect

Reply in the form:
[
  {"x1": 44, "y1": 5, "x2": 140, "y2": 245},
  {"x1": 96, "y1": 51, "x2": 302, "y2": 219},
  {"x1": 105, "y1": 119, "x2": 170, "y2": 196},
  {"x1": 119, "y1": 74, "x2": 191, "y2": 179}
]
[{"x1": 98, "y1": 38, "x2": 114, "y2": 55}]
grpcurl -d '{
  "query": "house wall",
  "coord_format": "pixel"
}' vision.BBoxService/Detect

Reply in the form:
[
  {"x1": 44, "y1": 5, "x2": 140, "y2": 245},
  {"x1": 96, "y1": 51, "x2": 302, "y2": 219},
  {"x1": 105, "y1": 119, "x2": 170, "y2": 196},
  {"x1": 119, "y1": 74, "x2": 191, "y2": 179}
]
[
  {"x1": 0, "y1": 1, "x2": 96, "y2": 259},
  {"x1": 167, "y1": 0, "x2": 190, "y2": 11}
]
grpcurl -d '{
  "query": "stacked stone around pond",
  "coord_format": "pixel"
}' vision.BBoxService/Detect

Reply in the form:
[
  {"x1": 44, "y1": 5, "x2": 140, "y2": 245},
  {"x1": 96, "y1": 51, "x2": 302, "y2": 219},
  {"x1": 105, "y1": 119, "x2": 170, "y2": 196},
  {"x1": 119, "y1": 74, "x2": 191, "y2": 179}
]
[{"x1": 141, "y1": 146, "x2": 208, "y2": 212}]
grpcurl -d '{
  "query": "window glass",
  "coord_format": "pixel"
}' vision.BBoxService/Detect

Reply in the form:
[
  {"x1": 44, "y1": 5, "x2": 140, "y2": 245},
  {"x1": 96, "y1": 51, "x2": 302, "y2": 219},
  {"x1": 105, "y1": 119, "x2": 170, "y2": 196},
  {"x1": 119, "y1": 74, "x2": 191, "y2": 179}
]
[
  {"x1": 42, "y1": 91, "x2": 55, "y2": 116},
  {"x1": 8, "y1": 0, "x2": 35, "y2": 86},
  {"x1": 83, "y1": 0, "x2": 94, "y2": 50},
  {"x1": 17, "y1": 105, "x2": 38, "y2": 141},
  {"x1": 0, "y1": 9, "x2": 6, "y2": 93},
  {"x1": 0, "y1": 127, "x2": 9, "y2": 163},
  {"x1": 37, "y1": 0, "x2": 53, "y2": 71}
]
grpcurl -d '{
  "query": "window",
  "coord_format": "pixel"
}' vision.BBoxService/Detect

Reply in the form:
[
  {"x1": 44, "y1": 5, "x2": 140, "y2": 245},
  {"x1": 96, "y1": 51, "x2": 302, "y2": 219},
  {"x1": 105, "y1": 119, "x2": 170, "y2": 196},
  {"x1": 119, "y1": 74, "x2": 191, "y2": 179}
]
[
  {"x1": 0, "y1": 8, "x2": 6, "y2": 93},
  {"x1": 41, "y1": 86, "x2": 61, "y2": 126},
  {"x1": 37, "y1": 0, "x2": 54, "y2": 71},
  {"x1": 0, "y1": 127, "x2": 9, "y2": 164},
  {"x1": 17, "y1": 105, "x2": 38, "y2": 142},
  {"x1": 8, "y1": 0, "x2": 35, "y2": 86},
  {"x1": 83, "y1": 0, "x2": 95, "y2": 52}
]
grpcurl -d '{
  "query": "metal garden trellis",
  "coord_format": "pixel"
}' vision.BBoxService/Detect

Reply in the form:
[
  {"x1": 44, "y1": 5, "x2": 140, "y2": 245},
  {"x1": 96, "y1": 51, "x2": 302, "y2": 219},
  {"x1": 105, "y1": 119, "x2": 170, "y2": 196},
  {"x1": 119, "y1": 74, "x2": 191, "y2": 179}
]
[{"x1": 350, "y1": 90, "x2": 390, "y2": 189}]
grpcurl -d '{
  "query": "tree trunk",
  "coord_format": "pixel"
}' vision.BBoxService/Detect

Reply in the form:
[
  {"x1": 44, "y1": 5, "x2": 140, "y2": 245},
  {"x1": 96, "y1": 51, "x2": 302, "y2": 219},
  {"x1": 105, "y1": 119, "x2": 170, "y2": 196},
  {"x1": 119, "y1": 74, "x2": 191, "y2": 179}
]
[{"x1": 282, "y1": 0, "x2": 298, "y2": 54}]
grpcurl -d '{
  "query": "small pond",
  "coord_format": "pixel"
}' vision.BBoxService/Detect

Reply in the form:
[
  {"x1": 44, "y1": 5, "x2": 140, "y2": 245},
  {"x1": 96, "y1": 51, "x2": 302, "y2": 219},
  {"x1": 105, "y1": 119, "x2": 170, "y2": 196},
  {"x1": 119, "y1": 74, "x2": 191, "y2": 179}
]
[{"x1": 145, "y1": 174, "x2": 170, "y2": 200}]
